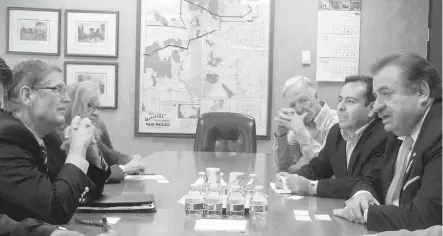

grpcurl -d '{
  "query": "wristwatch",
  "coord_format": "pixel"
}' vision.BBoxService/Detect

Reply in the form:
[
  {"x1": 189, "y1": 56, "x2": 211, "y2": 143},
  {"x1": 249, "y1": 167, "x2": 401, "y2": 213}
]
[{"x1": 308, "y1": 181, "x2": 318, "y2": 196}]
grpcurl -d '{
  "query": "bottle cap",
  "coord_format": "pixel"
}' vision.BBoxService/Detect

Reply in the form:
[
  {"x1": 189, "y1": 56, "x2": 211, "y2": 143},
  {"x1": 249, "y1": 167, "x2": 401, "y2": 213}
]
[
  {"x1": 198, "y1": 172, "x2": 205, "y2": 175},
  {"x1": 255, "y1": 185, "x2": 263, "y2": 191},
  {"x1": 250, "y1": 173, "x2": 257, "y2": 177}
]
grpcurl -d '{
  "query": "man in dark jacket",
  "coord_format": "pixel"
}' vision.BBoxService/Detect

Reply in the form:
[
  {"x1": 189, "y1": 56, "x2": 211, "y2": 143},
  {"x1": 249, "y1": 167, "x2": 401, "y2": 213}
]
[
  {"x1": 0, "y1": 58, "x2": 110, "y2": 224},
  {"x1": 275, "y1": 75, "x2": 388, "y2": 199},
  {"x1": 333, "y1": 54, "x2": 442, "y2": 232}
]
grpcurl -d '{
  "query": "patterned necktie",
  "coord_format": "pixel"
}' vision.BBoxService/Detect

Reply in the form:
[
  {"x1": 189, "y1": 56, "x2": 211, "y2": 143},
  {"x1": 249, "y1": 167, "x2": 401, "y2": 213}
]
[
  {"x1": 40, "y1": 143, "x2": 49, "y2": 172},
  {"x1": 385, "y1": 136, "x2": 414, "y2": 205}
]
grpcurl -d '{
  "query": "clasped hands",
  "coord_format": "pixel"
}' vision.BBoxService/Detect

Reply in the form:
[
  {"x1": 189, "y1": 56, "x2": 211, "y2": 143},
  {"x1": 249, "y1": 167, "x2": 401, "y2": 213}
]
[
  {"x1": 274, "y1": 108, "x2": 309, "y2": 135},
  {"x1": 275, "y1": 172, "x2": 310, "y2": 195},
  {"x1": 61, "y1": 116, "x2": 105, "y2": 169}
]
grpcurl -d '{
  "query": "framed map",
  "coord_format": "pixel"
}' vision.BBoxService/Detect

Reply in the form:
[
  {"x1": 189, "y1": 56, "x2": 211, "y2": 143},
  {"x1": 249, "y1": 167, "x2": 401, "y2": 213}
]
[{"x1": 135, "y1": 0, "x2": 274, "y2": 139}]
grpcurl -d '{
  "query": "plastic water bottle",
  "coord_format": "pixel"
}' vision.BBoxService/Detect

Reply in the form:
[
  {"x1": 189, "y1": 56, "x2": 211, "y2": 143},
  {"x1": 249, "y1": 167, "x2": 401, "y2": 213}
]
[
  {"x1": 220, "y1": 173, "x2": 228, "y2": 195},
  {"x1": 193, "y1": 172, "x2": 207, "y2": 194},
  {"x1": 245, "y1": 174, "x2": 259, "y2": 211},
  {"x1": 204, "y1": 184, "x2": 223, "y2": 218},
  {"x1": 185, "y1": 184, "x2": 204, "y2": 217},
  {"x1": 250, "y1": 186, "x2": 268, "y2": 219},
  {"x1": 220, "y1": 172, "x2": 228, "y2": 209},
  {"x1": 227, "y1": 185, "x2": 245, "y2": 218}
]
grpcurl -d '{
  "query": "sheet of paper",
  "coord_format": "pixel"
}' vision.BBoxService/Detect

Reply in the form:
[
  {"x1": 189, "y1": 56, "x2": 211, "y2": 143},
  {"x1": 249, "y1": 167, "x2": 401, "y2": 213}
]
[
  {"x1": 194, "y1": 219, "x2": 247, "y2": 232},
  {"x1": 125, "y1": 175, "x2": 166, "y2": 180},
  {"x1": 288, "y1": 195, "x2": 303, "y2": 200},
  {"x1": 269, "y1": 182, "x2": 291, "y2": 194},
  {"x1": 315, "y1": 214, "x2": 332, "y2": 221},
  {"x1": 177, "y1": 195, "x2": 186, "y2": 205},
  {"x1": 157, "y1": 179, "x2": 170, "y2": 183},
  {"x1": 295, "y1": 215, "x2": 312, "y2": 221},
  {"x1": 106, "y1": 217, "x2": 121, "y2": 224},
  {"x1": 293, "y1": 210, "x2": 309, "y2": 216}
]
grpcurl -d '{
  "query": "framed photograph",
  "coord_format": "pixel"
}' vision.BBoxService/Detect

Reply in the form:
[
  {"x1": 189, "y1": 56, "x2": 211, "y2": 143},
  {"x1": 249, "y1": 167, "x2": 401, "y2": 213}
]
[
  {"x1": 65, "y1": 10, "x2": 119, "y2": 57},
  {"x1": 7, "y1": 7, "x2": 61, "y2": 55},
  {"x1": 64, "y1": 61, "x2": 118, "y2": 109}
]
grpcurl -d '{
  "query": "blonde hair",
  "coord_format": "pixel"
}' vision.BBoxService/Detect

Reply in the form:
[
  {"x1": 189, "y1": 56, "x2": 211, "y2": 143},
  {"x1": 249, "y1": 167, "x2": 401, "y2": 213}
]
[
  {"x1": 65, "y1": 81, "x2": 100, "y2": 125},
  {"x1": 282, "y1": 76, "x2": 318, "y2": 98}
]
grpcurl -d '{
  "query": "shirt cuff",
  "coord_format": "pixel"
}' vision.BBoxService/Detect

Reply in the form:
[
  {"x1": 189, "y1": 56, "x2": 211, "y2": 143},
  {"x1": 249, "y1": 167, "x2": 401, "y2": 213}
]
[
  {"x1": 275, "y1": 131, "x2": 288, "y2": 138},
  {"x1": 345, "y1": 190, "x2": 373, "y2": 205},
  {"x1": 309, "y1": 180, "x2": 318, "y2": 196},
  {"x1": 294, "y1": 127, "x2": 311, "y2": 145}
]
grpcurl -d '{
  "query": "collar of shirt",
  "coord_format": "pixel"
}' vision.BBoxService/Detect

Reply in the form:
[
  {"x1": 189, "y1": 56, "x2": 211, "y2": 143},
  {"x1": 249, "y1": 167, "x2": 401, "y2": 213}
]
[
  {"x1": 311, "y1": 101, "x2": 332, "y2": 129},
  {"x1": 397, "y1": 106, "x2": 431, "y2": 143},
  {"x1": 340, "y1": 119, "x2": 374, "y2": 143},
  {"x1": 11, "y1": 113, "x2": 44, "y2": 146}
]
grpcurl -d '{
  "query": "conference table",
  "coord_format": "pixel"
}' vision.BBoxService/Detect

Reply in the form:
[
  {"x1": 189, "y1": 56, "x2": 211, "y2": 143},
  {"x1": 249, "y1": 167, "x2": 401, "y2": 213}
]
[{"x1": 68, "y1": 151, "x2": 373, "y2": 235}]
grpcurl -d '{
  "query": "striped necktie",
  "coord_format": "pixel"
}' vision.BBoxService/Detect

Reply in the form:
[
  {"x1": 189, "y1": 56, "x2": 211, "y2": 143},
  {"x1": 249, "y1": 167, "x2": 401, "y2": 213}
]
[
  {"x1": 40, "y1": 143, "x2": 48, "y2": 172},
  {"x1": 385, "y1": 136, "x2": 414, "y2": 205}
]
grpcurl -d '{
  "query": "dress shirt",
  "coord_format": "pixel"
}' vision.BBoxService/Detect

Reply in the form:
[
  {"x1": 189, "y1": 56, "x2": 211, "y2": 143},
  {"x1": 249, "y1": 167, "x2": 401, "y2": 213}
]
[{"x1": 273, "y1": 101, "x2": 338, "y2": 169}]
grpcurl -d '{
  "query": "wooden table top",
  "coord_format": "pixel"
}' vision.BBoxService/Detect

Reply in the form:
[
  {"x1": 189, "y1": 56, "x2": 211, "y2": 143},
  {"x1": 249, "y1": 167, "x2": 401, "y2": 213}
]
[{"x1": 67, "y1": 151, "x2": 371, "y2": 236}]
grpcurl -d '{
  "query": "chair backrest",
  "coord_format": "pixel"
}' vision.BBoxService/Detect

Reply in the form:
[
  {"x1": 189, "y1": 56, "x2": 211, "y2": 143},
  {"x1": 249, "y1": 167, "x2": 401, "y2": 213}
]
[{"x1": 193, "y1": 112, "x2": 257, "y2": 153}]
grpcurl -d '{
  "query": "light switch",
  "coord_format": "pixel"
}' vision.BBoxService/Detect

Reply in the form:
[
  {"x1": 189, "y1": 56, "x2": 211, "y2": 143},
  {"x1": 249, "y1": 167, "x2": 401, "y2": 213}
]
[{"x1": 302, "y1": 51, "x2": 311, "y2": 65}]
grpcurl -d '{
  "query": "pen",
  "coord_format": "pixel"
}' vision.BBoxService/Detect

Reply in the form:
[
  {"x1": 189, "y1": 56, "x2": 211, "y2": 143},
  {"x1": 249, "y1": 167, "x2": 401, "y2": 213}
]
[{"x1": 75, "y1": 218, "x2": 103, "y2": 227}]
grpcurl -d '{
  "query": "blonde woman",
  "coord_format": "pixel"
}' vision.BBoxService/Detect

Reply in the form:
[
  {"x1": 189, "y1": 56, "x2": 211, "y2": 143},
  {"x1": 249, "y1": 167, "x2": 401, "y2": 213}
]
[{"x1": 64, "y1": 81, "x2": 144, "y2": 182}]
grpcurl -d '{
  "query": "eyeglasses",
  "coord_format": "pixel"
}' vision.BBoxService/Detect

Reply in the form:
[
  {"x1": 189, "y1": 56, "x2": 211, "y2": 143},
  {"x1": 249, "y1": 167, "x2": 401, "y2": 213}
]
[
  {"x1": 87, "y1": 103, "x2": 102, "y2": 112},
  {"x1": 33, "y1": 86, "x2": 69, "y2": 98}
]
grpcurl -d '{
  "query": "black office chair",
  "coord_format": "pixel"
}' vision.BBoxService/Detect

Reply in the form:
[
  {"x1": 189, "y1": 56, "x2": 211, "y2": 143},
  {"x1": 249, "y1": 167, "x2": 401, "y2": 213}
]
[{"x1": 193, "y1": 112, "x2": 257, "y2": 153}]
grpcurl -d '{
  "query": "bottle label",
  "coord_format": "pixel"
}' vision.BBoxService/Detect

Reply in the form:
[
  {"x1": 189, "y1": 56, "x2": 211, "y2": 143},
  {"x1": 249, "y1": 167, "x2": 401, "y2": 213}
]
[
  {"x1": 251, "y1": 205, "x2": 268, "y2": 213},
  {"x1": 185, "y1": 203, "x2": 204, "y2": 210},
  {"x1": 205, "y1": 203, "x2": 222, "y2": 211},
  {"x1": 227, "y1": 204, "x2": 245, "y2": 212}
]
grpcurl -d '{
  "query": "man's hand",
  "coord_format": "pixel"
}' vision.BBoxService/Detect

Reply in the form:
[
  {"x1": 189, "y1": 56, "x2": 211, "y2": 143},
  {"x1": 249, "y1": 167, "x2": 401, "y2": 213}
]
[
  {"x1": 333, "y1": 192, "x2": 380, "y2": 224},
  {"x1": 274, "y1": 108, "x2": 293, "y2": 136},
  {"x1": 124, "y1": 155, "x2": 145, "y2": 175},
  {"x1": 50, "y1": 230, "x2": 84, "y2": 236},
  {"x1": 286, "y1": 174, "x2": 310, "y2": 195},
  {"x1": 275, "y1": 172, "x2": 290, "y2": 189},
  {"x1": 66, "y1": 116, "x2": 96, "y2": 156},
  {"x1": 289, "y1": 112, "x2": 309, "y2": 134}
]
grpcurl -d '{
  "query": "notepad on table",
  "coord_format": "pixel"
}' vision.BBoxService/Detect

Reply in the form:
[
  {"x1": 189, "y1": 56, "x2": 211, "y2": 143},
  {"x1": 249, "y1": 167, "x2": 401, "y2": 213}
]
[
  {"x1": 270, "y1": 182, "x2": 291, "y2": 194},
  {"x1": 125, "y1": 175, "x2": 166, "y2": 180},
  {"x1": 194, "y1": 219, "x2": 247, "y2": 232}
]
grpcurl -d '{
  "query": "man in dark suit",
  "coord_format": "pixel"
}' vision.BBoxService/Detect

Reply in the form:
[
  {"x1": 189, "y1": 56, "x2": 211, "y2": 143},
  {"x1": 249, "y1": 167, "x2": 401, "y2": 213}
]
[
  {"x1": 333, "y1": 54, "x2": 442, "y2": 231},
  {"x1": 0, "y1": 58, "x2": 110, "y2": 224},
  {"x1": 275, "y1": 75, "x2": 388, "y2": 199}
]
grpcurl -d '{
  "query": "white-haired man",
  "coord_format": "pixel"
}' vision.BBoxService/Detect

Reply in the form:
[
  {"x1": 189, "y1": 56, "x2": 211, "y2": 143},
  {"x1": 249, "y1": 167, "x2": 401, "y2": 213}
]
[{"x1": 273, "y1": 76, "x2": 338, "y2": 172}]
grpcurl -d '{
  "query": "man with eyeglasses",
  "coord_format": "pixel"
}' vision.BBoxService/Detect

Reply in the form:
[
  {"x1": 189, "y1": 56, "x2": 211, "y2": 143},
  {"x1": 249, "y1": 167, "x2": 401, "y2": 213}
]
[{"x1": 0, "y1": 58, "x2": 110, "y2": 225}]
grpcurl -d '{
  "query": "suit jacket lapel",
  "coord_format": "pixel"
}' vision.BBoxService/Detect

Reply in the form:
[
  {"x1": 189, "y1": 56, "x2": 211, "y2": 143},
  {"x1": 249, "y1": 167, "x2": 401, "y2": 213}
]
[
  {"x1": 401, "y1": 101, "x2": 442, "y2": 186},
  {"x1": 347, "y1": 120, "x2": 376, "y2": 175},
  {"x1": 335, "y1": 138, "x2": 348, "y2": 177}
]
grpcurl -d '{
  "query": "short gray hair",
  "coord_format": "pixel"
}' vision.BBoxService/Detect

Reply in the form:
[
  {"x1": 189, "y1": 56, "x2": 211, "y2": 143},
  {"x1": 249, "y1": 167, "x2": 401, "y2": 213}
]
[
  {"x1": 3, "y1": 59, "x2": 62, "y2": 112},
  {"x1": 282, "y1": 76, "x2": 318, "y2": 97}
]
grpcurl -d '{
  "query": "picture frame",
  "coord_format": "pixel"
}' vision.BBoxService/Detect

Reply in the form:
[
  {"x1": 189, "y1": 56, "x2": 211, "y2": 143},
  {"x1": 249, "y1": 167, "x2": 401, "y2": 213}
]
[
  {"x1": 7, "y1": 7, "x2": 61, "y2": 56},
  {"x1": 64, "y1": 61, "x2": 118, "y2": 109},
  {"x1": 65, "y1": 10, "x2": 119, "y2": 58}
]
